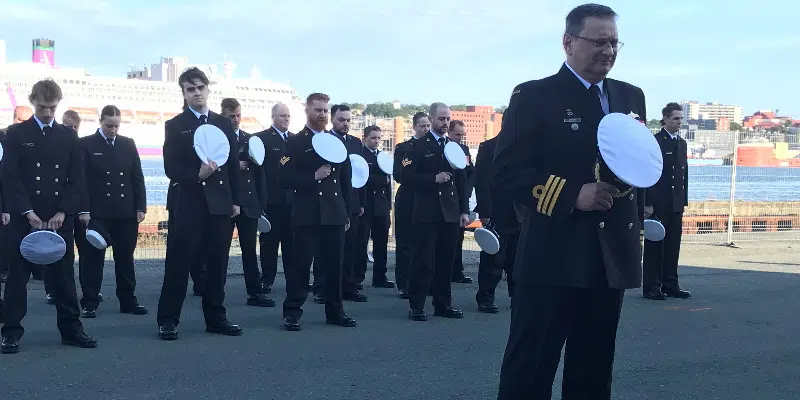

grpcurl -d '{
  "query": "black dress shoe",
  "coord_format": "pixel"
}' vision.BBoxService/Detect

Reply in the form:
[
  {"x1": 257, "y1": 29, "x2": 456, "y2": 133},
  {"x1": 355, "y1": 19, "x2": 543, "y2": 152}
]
[
  {"x1": 81, "y1": 309, "x2": 97, "y2": 318},
  {"x1": 326, "y1": 314, "x2": 357, "y2": 327},
  {"x1": 408, "y1": 308, "x2": 427, "y2": 321},
  {"x1": 343, "y1": 292, "x2": 368, "y2": 302},
  {"x1": 1, "y1": 336, "x2": 19, "y2": 354},
  {"x1": 159, "y1": 322, "x2": 178, "y2": 340},
  {"x1": 663, "y1": 288, "x2": 691, "y2": 299},
  {"x1": 434, "y1": 307, "x2": 464, "y2": 319},
  {"x1": 478, "y1": 303, "x2": 500, "y2": 313},
  {"x1": 356, "y1": 283, "x2": 363, "y2": 290},
  {"x1": 372, "y1": 279, "x2": 396, "y2": 289},
  {"x1": 313, "y1": 294, "x2": 325, "y2": 304},
  {"x1": 261, "y1": 284, "x2": 272, "y2": 294},
  {"x1": 98, "y1": 293, "x2": 104, "y2": 302},
  {"x1": 46, "y1": 294, "x2": 55, "y2": 305},
  {"x1": 120, "y1": 305, "x2": 149, "y2": 315},
  {"x1": 397, "y1": 289, "x2": 409, "y2": 299},
  {"x1": 643, "y1": 291, "x2": 667, "y2": 300},
  {"x1": 451, "y1": 275, "x2": 473, "y2": 284},
  {"x1": 206, "y1": 321, "x2": 243, "y2": 336},
  {"x1": 61, "y1": 332, "x2": 98, "y2": 348},
  {"x1": 247, "y1": 294, "x2": 276, "y2": 307},
  {"x1": 284, "y1": 317, "x2": 301, "y2": 331}
]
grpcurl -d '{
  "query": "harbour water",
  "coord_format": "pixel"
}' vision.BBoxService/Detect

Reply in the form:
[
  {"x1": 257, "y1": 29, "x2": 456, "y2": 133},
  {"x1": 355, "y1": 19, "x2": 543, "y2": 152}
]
[{"x1": 139, "y1": 159, "x2": 800, "y2": 206}]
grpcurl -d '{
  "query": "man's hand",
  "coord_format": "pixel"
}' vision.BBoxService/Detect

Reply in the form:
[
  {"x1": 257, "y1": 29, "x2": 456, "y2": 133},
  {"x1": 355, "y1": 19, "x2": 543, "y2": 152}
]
[
  {"x1": 1, "y1": 213, "x2": 10, "y2": 226},
  {"x1": 198, "y1": 159, "x2": 218, "y2": 181},
  {"x1": 136, "y1": 211, "x2": 146, "y2": 223},
  {"x1": 480, "y1": 217, "x2": 491, "y2": 226},
  {"x1": 575, "y1": 182, "x2": 620, "y2": 211},
  {"x1": 314, "y1": 164, "x2": 332, "y2": 180},
  {"x1": 78, "y1": 213, "x2": 91, "y2": 226},
  {"x1": 644, "y1": 205, "x2": 654, "y2": 218},
  {"x1": 345, "y1": 218, "x2": 351, "y2": 232},
  {"x1": 435, "y1": 172, "x2": 452, "y2": 184},
  {"x1": 48, "y1": 212, "x2": 66, "y2": 230},
  {"x1": 460, "y1": 213, "x2": 470, "y2": 227},
  {"x1": 359, "y1": 207, "x2": 364, "y2": 217},
  {"x1": 26, "y1": 212, "x2": 43, "y2": 230},
  {"x1": 232, "y1": 205, "x2": 241, "y2": 219},
  {"x1": 239, "y1": 161, "x2": 249, "y2": 171}
]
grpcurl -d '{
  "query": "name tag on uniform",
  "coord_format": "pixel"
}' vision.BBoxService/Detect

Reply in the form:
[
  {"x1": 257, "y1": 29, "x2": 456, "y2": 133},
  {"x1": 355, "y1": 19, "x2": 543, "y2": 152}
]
[
  {"x1": 666, "y1": 152, "x2": 673, "y2": 155},
  {"x1": 424, "y1": 153, "x2": 434, "y2": 158},
  {"x1": 304, "y1": 148, "x2": 313, "y2": 153},
  {"x1": 181, "y1": 130, "x2": 192, "y2": 135},
  {"x1": 92, "y1": 153, "x2": 104, "y2": 156},
  {"x1": 563, "y1": 118, "x2": 582, "y2": 123},
  {"x1": 23, "y1": 142, "x2": 34, "y2": 147},
  {"x1": 272, "y1": 148, "x2": 281, "y2": 151}
]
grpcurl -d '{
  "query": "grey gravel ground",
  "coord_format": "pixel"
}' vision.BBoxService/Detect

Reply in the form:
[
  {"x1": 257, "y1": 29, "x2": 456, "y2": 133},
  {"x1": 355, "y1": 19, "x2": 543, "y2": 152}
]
[{"x1": 0, "y1": 239, "x2": 798, "y2": 400}]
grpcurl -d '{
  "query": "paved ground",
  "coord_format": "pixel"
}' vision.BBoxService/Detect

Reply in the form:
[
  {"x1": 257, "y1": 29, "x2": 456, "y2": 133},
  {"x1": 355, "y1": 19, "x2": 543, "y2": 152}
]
[{"x1": 1, "y1": 240, "x2": 799, "y2": 399}]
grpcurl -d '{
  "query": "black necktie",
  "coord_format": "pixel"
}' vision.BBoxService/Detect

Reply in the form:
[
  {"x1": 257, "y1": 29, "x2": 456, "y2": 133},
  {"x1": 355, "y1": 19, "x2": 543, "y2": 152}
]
[
  {"x1": 438, "y1": 137, "x2": 445, "y2": 147},
  {"x1": 589, "y1": 84, "x2": 604, "y2": 114},
  {"x1": 106, "y1": 138, "x2": 114, "y2": 147},
  {"x1": 42, "y1": 126, "x2": 52, "y2": 136},
  {"x1": 199, "y1": 115, "x2": 207, "y2": 125}
]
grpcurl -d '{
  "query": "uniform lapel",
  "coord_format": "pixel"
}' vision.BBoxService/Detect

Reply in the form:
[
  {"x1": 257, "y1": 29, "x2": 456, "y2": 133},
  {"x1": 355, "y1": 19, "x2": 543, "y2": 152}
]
[{"x1": 605, "y1": 79, "x2": 628, "y2": 115}]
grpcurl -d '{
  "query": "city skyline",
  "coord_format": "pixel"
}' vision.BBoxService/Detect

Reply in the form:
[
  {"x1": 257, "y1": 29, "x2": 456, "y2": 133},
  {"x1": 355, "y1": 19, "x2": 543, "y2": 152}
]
[{"x1": 2, "y1": 0, "x2": 798, "y2": 120}]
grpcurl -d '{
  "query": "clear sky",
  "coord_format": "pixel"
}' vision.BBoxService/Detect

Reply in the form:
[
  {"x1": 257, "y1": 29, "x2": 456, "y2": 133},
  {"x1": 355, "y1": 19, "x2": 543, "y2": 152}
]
[{"x1": 3, "y1": 0, "x2": 798, "y2": 120}]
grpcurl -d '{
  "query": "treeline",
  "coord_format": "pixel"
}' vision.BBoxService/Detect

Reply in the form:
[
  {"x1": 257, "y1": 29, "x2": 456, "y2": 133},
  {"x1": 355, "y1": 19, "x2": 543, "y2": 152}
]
[{"x1": 341, "y1": 102, "x2": 507, "y2": 118}]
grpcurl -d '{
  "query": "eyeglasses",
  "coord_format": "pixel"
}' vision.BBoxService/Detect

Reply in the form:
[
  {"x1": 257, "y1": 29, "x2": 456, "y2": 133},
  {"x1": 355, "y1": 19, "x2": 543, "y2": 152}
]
[{"x1": 572, "y1": 35, "x2": 624, "y2": 51}]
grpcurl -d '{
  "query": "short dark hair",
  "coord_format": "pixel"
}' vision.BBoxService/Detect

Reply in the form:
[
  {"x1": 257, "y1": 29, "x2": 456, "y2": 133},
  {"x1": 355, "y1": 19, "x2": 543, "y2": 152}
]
[
  {"x1": 412, "y1": 112, "x2": 428, "y2": 126},
  {"x1": 661, "y1": 102, "x2": 683, "y2": 126},
  {"x1": 449, "y1": 120, "x2": 465, "y2": 131},
  {"x1": 100, "y1": 105, "x2": 121, "y2": 120},
  {"x1": 363, "y1": 125, "x2": 381, "y2": 137},
  {"x1": 306, "y1": 93, "x2": 330, "y2": 105},
  {"x1": 178, "y1": 67, "x2": 209, "y2": 91},
  {"x1": 29, "y1": 79, "x2": 63, "y2": 103},
  {"x1": 221, "y1": 98, "x2": 240, "y2": 112},
  {"x1": 331, "y1": 104, "x2": 351, "y2": 116},
  {"x1": 62, "y1": 110, "x2": 81, "y2": 122},
  {"x1": 565, "y1": 4, "x2": 618, "y2": 36}
]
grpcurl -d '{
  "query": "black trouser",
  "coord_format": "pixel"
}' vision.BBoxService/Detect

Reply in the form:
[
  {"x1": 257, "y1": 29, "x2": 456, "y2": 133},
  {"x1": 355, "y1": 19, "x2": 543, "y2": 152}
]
[
  {"x1": 340, "y1": 214, "x2": 361, "y2": 295},
  {"x1": 393, "y1": 196, "x2": 413, "y2": 291},
  {"x1": 498, "y1": 284, "x2": 624, "y2": 399},
  {"x1": 408, "y1": 221, "x2": 458, "y2": 310},
  {"x1": 643, "y1": 211, "x2": 683, "y2": 293},
  {"x1": 355, "y1": 214, "x2": 390, "y2": 284},
  {"x1": 232, "y1": 214, "x2": 261, "y2": 297},
  {"x1": 2, "y1": 216, "x2": 84, "y2": 339},
  {"x1": 156, "y1": 212, "x2": 234, "y2": 327},
  {"x1": 476, "y1": 231, "x2": 519, "y2": 304},
  {"x1": 167, "y1": 209, "x2": 205, "y2": 293},
  {"x1": 79, "y1": 218, "x2": 139, "y2": 310},
  {"x1": 259, "y1": 204, "x2": 294, "y2": 288},
  {"x1": 452, "y1": 227, "x2": 466, "y2": 279},
  {"x1": 283, "y1": 225, "x2": 345, "y2": 320}
]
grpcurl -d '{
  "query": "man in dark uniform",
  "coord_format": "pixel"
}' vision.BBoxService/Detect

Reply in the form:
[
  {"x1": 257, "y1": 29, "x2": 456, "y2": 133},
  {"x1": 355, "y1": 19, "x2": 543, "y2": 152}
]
[
  {"x1": 255, "y1": 103, "x2": 294, "y2": 294},
  {"x1": 319, "y1": 104, "x2": 369, "y2": 304},
  {"x1": 392, "y1": 112, "x2": 430, "y2": 298},
  {"x1": 219, "y1": 98, "x2": 274, "y2": 307},
  {"x1": 447, "y1": 120, "x2": 475, "y2": 284},
  {"x1": 156, "y1": 67, "x2": 242, "y2": 340},
  {"x1": 1, "y1": 79, "x2": 98, "y2": 353},
  {"x1": 495, "y1": 4, "x2": 648, "y2": 398},
  {"x1": 354, "y1": 126, "x2": 393, "y2": 291},
  {"x1": 473, "y1": 136, "x2": 518, "y2": 313},
  {"x1": 643, "y1": 102, "x2": 691, "y2": 300},
  {"x1": 281, "y1": 93, "x2": 356, "y2": 331},
  {"x1": 0, "y1": 128, "x2": 8, "y2": 321},
  {"x1": 403, "y1": 102, "x2": 470, "y2": 321},
  {"x1": 77, "y1": 105, "x2": 148, "y2": 318}
]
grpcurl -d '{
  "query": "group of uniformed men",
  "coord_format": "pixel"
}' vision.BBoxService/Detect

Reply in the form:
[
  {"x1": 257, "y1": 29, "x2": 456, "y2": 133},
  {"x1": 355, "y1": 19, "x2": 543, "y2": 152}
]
[{"x1": 0, "y1": 3, "x2": 694, "y2": 398}]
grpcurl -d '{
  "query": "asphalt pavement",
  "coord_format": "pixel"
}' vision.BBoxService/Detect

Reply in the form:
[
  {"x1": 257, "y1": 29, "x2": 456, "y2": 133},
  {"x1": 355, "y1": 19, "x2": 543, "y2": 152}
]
[{"x1": 0, "y1": 247, "x2": 798, "y2": 400}]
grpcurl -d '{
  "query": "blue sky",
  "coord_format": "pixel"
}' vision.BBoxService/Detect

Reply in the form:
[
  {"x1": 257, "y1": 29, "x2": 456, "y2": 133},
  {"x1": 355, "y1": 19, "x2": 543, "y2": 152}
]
[{"x1": 2, "y1": 0, "x2": 798, "y2": 120}]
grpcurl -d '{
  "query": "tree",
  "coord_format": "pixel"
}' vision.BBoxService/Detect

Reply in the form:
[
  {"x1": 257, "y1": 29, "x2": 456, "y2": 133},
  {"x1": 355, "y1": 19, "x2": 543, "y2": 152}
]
[
  {"x1": 729, "y1": 122, "x2": 742, "y2": 131},
  {"x1": 495, "y1": 105, "x2": 508, "y2": 114},
  {"x1": 646, "y1": 119, "x2": 662, "y2": 129}
]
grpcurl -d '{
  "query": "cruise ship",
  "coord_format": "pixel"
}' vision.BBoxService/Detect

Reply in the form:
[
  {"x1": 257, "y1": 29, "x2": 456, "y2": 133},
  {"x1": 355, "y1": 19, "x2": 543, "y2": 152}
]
[{"x1": 0, "y1": 38, "x2": 307, "y2": 155}]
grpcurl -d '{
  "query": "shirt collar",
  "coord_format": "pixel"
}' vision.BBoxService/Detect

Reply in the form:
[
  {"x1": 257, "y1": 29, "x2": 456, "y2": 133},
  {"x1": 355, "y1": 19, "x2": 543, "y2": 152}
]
[
  {"x1": 188, "y1": 106, "x2": 208, "y2": 120},
  {"x1": 98, "y1": 128, "x2": 113, "y2": 142},
  {"x1": 33, "y1": 115, "x2": 53, "y2": 131},
  {"x1": 272, "y1": 125, "x2": 287, "y2": 136},
  {"x1": 565, "y1": 61, "x2": 604, "y2": 95},
  {"x1": 306, "y1": 125, "x2": 324, "y2": 135},
  {"x1": 429, "y1": 129, "x2": 444, "y2": 142}
]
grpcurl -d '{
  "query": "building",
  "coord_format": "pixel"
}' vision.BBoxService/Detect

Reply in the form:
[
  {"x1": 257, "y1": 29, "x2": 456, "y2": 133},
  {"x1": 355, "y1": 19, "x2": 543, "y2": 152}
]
[
  {"x1": 449, "y1": 105, "x2": 503, "y2": 147},
  {"x1": 680, "y1": 101, "x2": 744, "y2": 125},
  {"x1": 742, "y1": 110, "x2": 800, "y2": 131}
]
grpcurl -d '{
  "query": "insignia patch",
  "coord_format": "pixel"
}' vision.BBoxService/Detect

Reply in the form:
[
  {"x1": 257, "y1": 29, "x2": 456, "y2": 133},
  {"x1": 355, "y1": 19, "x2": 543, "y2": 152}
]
[
  {"x1": 571, "y1": 123, "x2": 579, "y2": 131},
  {"x1": 279, "y1": 156, "x2": 290, "y2": 165},
  {"x1": 401, "y1": 158, "x2": 412, "y2": 167}
]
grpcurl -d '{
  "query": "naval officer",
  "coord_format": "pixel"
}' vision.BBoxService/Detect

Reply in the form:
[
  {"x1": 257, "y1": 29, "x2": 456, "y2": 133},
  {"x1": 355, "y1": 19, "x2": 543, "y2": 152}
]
[
  {"x1": 391, "y1": 112, "x2": 430, "y2": 298},
  {"x1": 447, "y1": 120, "x2": 475, "y2": 284},
  {"x1": 643, "y1": 102, "x2": 691, "y2": 300},
  {"x1": 403, "y1": 102, "x2": 469, "y2": 321},
  {"x1": 156, "y1": 67, "x2": 242, "y2": 340},
  {"x1": 1, "y1": 79, "x2": 97, "y2": 353},
  {"x1": 77, "y1": 105, "x2": 148, "y2": 318},
  {"x1": 494, "y1": 4, "x2": 648, "y2": 398},
  {"x1": 280, "y1": 93, "x2": 356, "y2": 331}
]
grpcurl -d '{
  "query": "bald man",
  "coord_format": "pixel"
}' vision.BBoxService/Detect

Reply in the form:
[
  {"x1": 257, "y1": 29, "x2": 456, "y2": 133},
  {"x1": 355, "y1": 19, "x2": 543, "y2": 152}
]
[{"x1": 255, "y1": 103, "x2": 295, "y2": 293}]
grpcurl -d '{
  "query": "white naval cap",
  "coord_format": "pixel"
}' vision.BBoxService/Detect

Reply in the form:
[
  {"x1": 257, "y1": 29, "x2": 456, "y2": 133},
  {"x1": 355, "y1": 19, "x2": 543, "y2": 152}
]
[
  {"x1": 597, "y1": 112, "x2": 663, "y2": 188},
  {"x1": 20, "y1": 230, "x2": 67, "y2": 265},
  {"x1": 194, "y1": 124, "x2": 231, "y2": 166}
]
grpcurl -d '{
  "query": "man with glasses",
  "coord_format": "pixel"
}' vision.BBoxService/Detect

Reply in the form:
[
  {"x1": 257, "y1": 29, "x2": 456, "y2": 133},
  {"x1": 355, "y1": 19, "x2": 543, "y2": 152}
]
[{"x1": 494, "y1": 4, "x2": 646, "y2": 399}]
